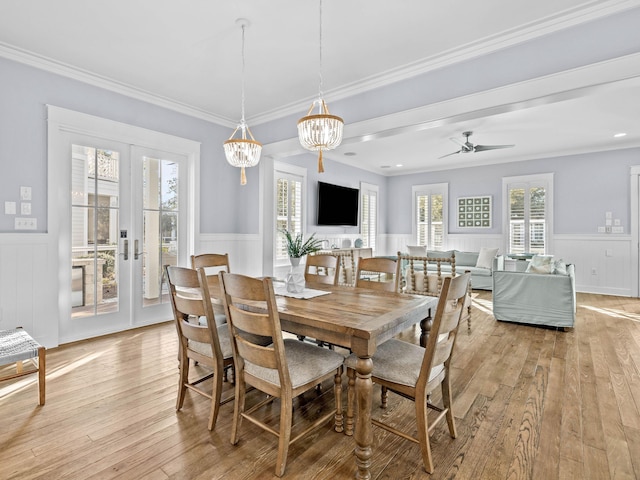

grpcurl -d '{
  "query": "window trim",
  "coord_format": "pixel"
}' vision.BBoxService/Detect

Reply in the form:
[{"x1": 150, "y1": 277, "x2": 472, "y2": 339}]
[
  {"x1": 412, "y1": 183, "x2": 448, "y2": 249},
  {"x1": 273, "y1": 161, "x2": 307, "y2": 267},
  {"x1": 360, "y1": 182, "x2": 378, "y2": 252},
  {"x1": 502, "y1": 173, "x2": 554, "y2": 255}
]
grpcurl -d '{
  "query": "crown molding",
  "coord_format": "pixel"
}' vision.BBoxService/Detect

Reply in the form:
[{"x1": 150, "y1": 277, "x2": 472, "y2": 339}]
[
  {"x1": 0, "y1": 42, "x2": 236, "y2": 128},
  {"x1": 249, "y1": 0, "x2": 640, "y2": 125},
  {"x1": 1, "y1": 0, "x2": 638, "y2": 128}
]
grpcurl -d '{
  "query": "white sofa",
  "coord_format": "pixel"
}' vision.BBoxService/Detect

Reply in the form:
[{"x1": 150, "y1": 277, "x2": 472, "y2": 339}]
[{"x1": 492, "y1": 260, "x2": 576, "y2": 328}]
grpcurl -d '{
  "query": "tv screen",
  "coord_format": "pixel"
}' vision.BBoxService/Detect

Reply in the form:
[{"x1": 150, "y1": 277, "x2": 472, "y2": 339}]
[{"x1": 317, "y1": 181, "x2": 359, "y2": 226}]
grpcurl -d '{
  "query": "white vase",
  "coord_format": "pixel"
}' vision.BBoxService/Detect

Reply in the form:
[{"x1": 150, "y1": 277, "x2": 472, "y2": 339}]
[{"x1": 286, "y1": 257, "x2": 306, "y2": 293}]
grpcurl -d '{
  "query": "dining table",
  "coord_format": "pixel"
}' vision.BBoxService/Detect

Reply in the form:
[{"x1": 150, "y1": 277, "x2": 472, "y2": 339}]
[{"x1": 249, "y1": 281, "x2": 438, "y2": 480}]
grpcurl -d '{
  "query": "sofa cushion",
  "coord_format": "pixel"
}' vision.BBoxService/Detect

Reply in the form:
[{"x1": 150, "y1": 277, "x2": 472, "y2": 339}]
[
  {"x1": 455, "y1": 250, "x2": 479, "y2": 267},
  {"x1": 407, "y1": 245, "x2": 427, "y2": 256},
  {"x1": 476, "y1": 247, "x2": 499, "y2": 269},
  {"x1": 554, "y1": 259, "x2": 568, "y2": 275},
  {"x1": 406, "y1": 271, "x2": 453, "y2": 293},
  {"x1": 427, "y1": 250, "x2": 454, "y2": 259},
  {"x1": 526, "y1": 254, "x2": 554, "y2": 273}
]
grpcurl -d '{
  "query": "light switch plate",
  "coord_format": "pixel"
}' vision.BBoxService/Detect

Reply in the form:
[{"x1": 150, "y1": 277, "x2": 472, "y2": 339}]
[
  {"x1": 4, "y1": 201, "x2": 16, "y2": 215},
  {"x1": 15, "y1": 217, "x2": 37, "y2": 230},
  {"x1": 21, "y1": 202, "x2": 31, "y2": 215},
  {"x1": 20, "y1": 186, "x2": 32, "y2": 201}
]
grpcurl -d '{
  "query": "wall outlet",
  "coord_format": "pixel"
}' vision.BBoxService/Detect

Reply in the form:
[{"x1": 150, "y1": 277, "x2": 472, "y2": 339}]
[
  {"x1": 612, "y1": 226, "x2": 623, "y2": 234},
  {"x1": 597, "y1": 226, "x2": 605, "y2": 233},
  {"x1": 4, "y1": 201, "x2": 16, "y2": 215},
  {"x1": 605, "y1": 249, "x2": 613, "y2": 257},
  {"x1": 605, "y1": 226, "x2": 612, "y2": 233}
]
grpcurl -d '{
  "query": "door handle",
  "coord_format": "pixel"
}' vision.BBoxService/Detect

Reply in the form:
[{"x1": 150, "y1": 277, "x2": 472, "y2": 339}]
[
  {"x1": 122, "y1": 239, "x2": 129, "y2": 261},
  {"x1": 134, "y1": 239, "x2": 140, "y2": 260}
]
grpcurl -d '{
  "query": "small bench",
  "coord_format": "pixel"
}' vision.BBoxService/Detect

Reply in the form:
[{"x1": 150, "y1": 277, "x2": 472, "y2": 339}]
[{"x1": 0, "y1": 327, "x2": 46, "y2": 405}]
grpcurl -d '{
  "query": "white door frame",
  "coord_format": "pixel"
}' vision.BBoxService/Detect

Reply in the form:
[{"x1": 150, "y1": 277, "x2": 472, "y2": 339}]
[
  {"x1": 47, "y1": 105, "x2": 200, "y2": 344},
  {"x1": 630, "y1": 165, "x2": 640, "y2": 297}
]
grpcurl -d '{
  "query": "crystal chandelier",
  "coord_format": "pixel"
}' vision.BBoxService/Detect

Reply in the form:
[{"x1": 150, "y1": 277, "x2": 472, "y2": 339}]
[
  {"x1": 297, "y1": 0, "x2": 344, "y2": 173},
  {"x1": 224, "y1": 19, "x2": 261, "y2": 185}
]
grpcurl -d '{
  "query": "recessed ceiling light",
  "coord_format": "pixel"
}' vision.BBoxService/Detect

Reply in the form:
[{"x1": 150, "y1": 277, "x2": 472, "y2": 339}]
[
  {"x1": 344, "y1": 151, "x2": 357, "y2": 156},
  {"x1": 396, "y1": 164, "x2": 403, "y2": 167},
  {"x1": 614, "y1": 132, "x2": 627, "y2": 138}
]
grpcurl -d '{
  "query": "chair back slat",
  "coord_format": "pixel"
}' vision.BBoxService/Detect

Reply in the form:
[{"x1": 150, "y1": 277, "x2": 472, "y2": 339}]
[
  {"x1": 219, "y1": 272, "x2": 291, "y2": 389},
  {"x1": 398, "y1": 252, "x2": 456, "y2": 296},
  {"x1": 191, "y1": 253, "x2": 231, "y2": 292},
  {"x1": 305, "y1": 254, "x2": 339, "y2": 285},
  {"x1": 418, "y1": 273, "x2": 470, "y2": 388},
  {"x1": 165, "y1": 265, "x2": 224, "y2": 361},
  {"x1": 355, "y1": 257, "x2": 400, "y2": 292}
]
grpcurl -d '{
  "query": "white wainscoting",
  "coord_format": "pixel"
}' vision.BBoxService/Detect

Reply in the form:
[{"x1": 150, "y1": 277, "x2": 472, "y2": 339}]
[
  {"x1": 0, "y1": 234, "x2": 59, "y2": 347},
  {"x1": 197, "y1": 233, "x2": 263, "y2": 277},
  {"x1": 554, "y1": 234, "x2": 632, "y2": 296},
  {"x1": 382, "y1": 233, "x2": 634, "y2": 296}
]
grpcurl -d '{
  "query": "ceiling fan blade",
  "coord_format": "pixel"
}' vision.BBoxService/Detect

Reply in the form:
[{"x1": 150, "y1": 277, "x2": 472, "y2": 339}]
[
  {"x1": 449, "y1": 137, "x2": 466, "y2": 148},
  {"x1": 474, "y1": 144, "x2": 515, "y2": 152},
  {"x1": 438, "y1": 150, "x2": 462, "y2": 159}
]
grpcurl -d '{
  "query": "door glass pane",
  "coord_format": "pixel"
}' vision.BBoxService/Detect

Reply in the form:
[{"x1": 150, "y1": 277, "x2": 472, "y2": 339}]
[
  {"x1": 71, "y1": 145, "x2": 120, "y2": 318},
  {"x1": 142, "y1": 157, "x2": 178, "y2": 307}
]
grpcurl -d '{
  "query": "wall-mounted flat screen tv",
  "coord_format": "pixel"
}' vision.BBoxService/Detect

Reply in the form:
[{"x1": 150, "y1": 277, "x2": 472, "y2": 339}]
[{"x1": 317, "y1": 181, "x2": 359, "y2": 226}]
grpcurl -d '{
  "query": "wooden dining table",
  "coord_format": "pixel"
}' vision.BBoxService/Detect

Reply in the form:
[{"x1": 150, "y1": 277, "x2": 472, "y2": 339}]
[{"x1": 263, "y1": 282, "x2": 438, "y2": 480}]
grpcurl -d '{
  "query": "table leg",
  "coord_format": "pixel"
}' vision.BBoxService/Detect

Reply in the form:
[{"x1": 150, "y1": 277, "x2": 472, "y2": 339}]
[
  {"x1": 419, "y1": 307, "x2": 433, "y2": 348},
  {"x1": 354, "y1": 355, "x2": 373, "y2": 480}
]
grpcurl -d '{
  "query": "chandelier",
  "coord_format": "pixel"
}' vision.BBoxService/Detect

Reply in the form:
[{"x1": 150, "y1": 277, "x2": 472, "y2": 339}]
[
  {"x1": 224, "y1": 19, "x2": 261, "y2": 185},
  {"x1": 297, "y1": 0, "x2": 344, "y2": 173}
]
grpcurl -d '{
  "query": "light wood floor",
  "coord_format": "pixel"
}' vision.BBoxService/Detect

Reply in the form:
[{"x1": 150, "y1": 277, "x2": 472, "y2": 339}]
[{"x1": 1, "y1": 291, "x2": 639, "y2": 479}]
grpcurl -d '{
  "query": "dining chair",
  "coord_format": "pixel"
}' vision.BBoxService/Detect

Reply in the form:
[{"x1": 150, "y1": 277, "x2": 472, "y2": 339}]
[
  {"x1": 304, "y1": 253, "x2": 339, "y2": 286},
  {"x1": 344, "y1": 272, "x2": 471, "y2": 474},
  {"x1": 0, "y1": 327, "x2": 46, "y2": 405},
  {"x1": 218, "y1": 272, "x2": 344, "y2": 477},
  {"x1": 355, "y1": 256, "x2": 400, "y2": 292},
  {"x1": 191, "y1": 253, "x2": 231, "y2": 325},
  {"x1": 165, "y1": 265, "x2": 233, "y2": 431}
]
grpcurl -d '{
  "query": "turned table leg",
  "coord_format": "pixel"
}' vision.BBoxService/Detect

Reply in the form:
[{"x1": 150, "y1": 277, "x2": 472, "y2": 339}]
[
  {"x1": 419, "y1": 308, "x2": 433, "y2": 348},
  {"x1": 354, "y1": 356, "x2": 373, "y2": 480}
]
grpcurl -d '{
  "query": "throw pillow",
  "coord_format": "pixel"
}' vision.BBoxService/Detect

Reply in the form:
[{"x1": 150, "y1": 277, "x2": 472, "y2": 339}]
[
  {"x1": 455, "y1": 250, "x2": 479, "y2": 266},
  {"x1": 427, "y1": 250, "x2": 454, "y2": 259},
  {"x1": 529, "y1": 264, "x2": 553, "y2": 274},
  {"x1": 476, "y1": 247, "x2": 499, "y2": 269},
  {"x1": 554, "y1": 259, "x2": 568, "y2": 275},
  {"x1": 407, "y1": 245, "x2": 427, "y2": 256},
  {"x1": 525, "y1": 254, "x2": 554, "y2": 273}
]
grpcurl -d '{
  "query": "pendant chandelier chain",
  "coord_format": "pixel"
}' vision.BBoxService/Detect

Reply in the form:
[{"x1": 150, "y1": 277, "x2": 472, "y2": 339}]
[
  {"x1": 240, "y1": 23, "x2": 246, "y2": 125},
  {"x1": 317, "y1": 0, "x2": 324, "y2": 101}
]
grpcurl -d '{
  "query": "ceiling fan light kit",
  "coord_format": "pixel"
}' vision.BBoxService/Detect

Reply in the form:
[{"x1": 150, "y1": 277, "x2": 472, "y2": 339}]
[{"x1": 439, "y1": 131, "x2": 515, "y2": 159}]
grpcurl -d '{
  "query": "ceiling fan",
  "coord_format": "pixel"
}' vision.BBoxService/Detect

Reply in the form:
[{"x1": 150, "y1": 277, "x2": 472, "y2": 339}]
[{"x1": 438, "y1": 131, "x2": 515, "y2": 159}]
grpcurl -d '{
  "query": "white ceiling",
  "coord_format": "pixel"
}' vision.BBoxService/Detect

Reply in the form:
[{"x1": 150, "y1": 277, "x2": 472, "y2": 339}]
[{"x1": 1, "y1": 0, "x2": 639, "y2": 174}]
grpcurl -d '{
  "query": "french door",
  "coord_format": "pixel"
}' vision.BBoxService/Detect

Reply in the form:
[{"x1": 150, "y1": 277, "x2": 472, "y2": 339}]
[{"x1": 49, "y1": 106, "x2": 199, "y2": 344}]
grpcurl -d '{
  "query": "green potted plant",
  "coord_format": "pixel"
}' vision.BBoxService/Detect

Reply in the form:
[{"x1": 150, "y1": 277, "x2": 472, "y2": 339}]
[
  {"x1": 281, "y1": 229, "x2": 323, "y2": 266},
  {"x1": 281, "y1": 230, "x2": 324, "y2": 293}
]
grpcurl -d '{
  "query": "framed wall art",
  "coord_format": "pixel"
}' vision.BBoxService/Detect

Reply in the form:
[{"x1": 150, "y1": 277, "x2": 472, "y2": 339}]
[{"x1": 457, "y1": 195, "x2": 491, "y2": 228}]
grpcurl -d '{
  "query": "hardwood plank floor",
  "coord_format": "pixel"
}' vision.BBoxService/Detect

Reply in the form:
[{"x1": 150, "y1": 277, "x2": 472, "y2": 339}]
[{"x1": 1, "y1": 291, "x2": 639, "y2": 479}]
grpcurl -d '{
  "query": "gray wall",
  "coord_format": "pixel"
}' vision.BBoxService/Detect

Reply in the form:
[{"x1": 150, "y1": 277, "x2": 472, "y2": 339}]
[
  {"x1": 386, "y1": 147, "x2": 639, "y2": 236},
  {"x1": 0, "y1": 56, "x2": 259, "y2": 234},
  {"x1": 1, "y1": 6, "x2": 639, "y2": 238}
]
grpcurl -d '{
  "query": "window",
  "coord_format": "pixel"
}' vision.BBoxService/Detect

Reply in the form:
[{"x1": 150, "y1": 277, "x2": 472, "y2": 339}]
[
  {"x1": 360, "y1": 182, "x2": 378, "y2": 251},
  {"x1": 274, "y1": 164, "x2": 305, "y2": 265},
  {"x1": 412, "y1": 183, "x2": 448, "y2": 249},
  {"x1": 503, "y1": 174, "x2": 553, "y2": 254}
]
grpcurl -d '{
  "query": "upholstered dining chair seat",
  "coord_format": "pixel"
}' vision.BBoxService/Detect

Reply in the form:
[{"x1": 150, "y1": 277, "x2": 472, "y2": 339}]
[
  {"x1": 188, "y1": 324, "x2": 233, "y2": 360},
  {"x1": 345, "y1": 339, "x2": 444, "y2": 388},
  {"x1": 245, "y1": 338, "x2": 344, "y2": 389}
]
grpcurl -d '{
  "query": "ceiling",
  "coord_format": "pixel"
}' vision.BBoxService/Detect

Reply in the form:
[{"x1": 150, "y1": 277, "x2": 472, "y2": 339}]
[{"x1": 1, "y1": 0, "x2": 639, "y2": 175}]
